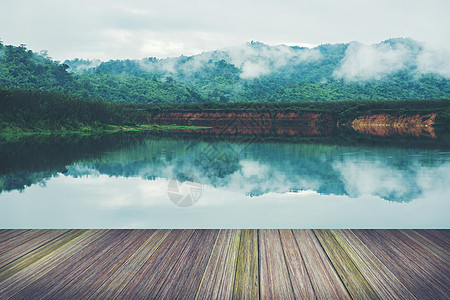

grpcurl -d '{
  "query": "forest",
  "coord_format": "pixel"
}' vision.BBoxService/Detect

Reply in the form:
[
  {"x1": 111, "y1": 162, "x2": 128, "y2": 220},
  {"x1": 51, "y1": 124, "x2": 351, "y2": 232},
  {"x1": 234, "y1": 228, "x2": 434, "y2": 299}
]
[
  {"x1": 1, "y1": 40, "x2": 450, "y2": 105},
  {"x1": 0, "y1": 41, "x2": 449, "y2": 135}
]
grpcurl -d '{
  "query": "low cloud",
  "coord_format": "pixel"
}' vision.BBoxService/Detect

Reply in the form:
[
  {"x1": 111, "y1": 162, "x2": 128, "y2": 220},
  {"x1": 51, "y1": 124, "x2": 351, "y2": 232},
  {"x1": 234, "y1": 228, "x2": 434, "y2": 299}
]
[
  {"x1": 137, "y1": 41, "x2": 323, "y2": 79},
  {"x1": 333, "y1": 39, "x2": 450, "y2": 81},
  {"x1": 333, "y1": 40, "x2": 415, "y2": 81},
  {"x1": 416, "y1": 45, "x2": 450, "y2": 77},
  {"x1": 220, "y1": 42, "x2": 323, "y2": 79}
]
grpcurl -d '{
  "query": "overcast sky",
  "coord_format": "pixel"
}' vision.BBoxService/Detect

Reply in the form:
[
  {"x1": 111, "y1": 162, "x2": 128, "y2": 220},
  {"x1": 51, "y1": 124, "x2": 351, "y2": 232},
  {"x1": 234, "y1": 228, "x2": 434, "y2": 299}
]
[{"x1": 1, "y1": 0, "x2": 449, "y2": 61}]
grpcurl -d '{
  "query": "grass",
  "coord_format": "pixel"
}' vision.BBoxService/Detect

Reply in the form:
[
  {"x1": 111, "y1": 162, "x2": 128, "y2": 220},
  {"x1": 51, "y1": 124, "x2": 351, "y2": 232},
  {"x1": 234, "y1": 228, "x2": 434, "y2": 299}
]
[
  {"x1": 104, "y1": 124, "x2": 212, "y2": 132},
  {"x1": 0, "y1": 124, "x2": 212, "y2": 142}
]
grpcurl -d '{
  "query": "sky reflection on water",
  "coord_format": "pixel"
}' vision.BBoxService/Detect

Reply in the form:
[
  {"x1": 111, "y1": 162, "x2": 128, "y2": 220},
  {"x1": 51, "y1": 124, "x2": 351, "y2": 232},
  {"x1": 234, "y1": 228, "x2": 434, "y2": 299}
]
[{"x1": 0, "y1": 137, "x2": 449, "y2": 228}]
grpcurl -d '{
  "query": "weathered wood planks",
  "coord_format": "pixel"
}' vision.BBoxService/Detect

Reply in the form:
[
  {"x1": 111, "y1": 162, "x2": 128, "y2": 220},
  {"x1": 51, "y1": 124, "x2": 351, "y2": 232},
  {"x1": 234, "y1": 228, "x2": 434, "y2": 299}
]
[
  {"x1": 353, "y1": 229, "x2": 449, "y2": 299},
  {"x1": 195, "y1": 229, "x2": 241, "y2": 299},
  {"x1": 0, "y1": 229, "x2": 448, "y2": 299},
  {"x1": 233, "y1": 229, "x2": 259, "y2": 299},
  {"x1": 259, "y1": 229, "x2": 294, "y2": 299},
  {"x1": 292, "y1": 229, "x2": 351, "y2": 299},
  {"x1": 279, "y1": 229, "x2": 315, "y2": 299},
  {"x1": 314, "y1": 229, "x2": 379, "y2": 299}
]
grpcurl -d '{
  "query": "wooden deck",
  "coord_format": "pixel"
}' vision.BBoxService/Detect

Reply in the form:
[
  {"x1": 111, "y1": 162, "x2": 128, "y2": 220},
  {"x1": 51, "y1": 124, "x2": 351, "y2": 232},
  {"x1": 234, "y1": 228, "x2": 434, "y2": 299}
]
[{"x1": 0, "y1": 229, "x2": 448, "y2": 299}]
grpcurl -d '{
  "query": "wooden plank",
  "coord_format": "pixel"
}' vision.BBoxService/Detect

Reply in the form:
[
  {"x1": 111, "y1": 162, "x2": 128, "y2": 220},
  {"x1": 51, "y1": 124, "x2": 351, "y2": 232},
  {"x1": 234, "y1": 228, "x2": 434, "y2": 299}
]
[
  {"x1": 0, "y1": 230, "x2": 58, "y2": 261},
  {"x1": 415, "y1": 229, "x2": 450, "y2": 250},
  {"x1": 90, "y1": 229, "x2": 171, "y2": 299},
  {"x1": 279, "y1": 229, "x2": 315, "y2": 299},
  {"x1": 0, "y1": 230, "x2": 29, "y2": 244},
  {"x1": 233, "y1": 229, "x2": 259, "y2": 299},
  {"x1": 314, "y1": 229, "x2": 378, "y2": 299},
  {"x1": 52, "y1": 230, "x2": 157, "y2": 299},
  {"x1": 195, "y1": 229, "x2": 241, "y2": 300},
  {"x1": 374, "y1": 230, "x2": 450, "y2": 293},
  {"x1": 0, "y1": 230, "x2": 48, "y2": 255},
  {"x1": 118, "y1": 229, "x2": 196, "y2": 299},
  {"x1": 0, "y1": 229, "x2": 448, "y2": 299},
  {"x1": 401, "y1": 230, "x2": 450, "y2": 264},
  {"x1": 0, "y1": 230, "x2": 106, "y2": 299},
  {"x1": 333, "y1": 230, "x2": 415, "y2": 299},
  {"x1": 396, "y1": 230, "x2": 449, "y2": 273},
  {"x1": 155, "y1": 230, "x2": 219, "y2": 299},
  {"x1": 353, "y1": 229, "x2": 449, "y2": 299},
  {"x1": 259, "y1": 229, "x2": 294, "y2": 299},
  {"x1": 9, "y1": 230, "x2": 132, "y2": 300},
  {"x1": 0, "y1": 230, "x2": 84, "y2": 283},
  {"x1": 292, "y1": 230, "x2": 350, "y2": 299}
]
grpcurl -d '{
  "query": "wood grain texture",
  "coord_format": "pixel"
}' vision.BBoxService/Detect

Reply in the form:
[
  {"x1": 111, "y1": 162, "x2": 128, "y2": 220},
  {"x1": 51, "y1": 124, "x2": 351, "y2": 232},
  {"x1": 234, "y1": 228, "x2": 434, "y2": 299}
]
[
  {"x1": 0, "y1": 230, "x2": 29, "y2": 244},
  {"x1": 415, "y1": 229, "x2": 450, "y2": 250},
  {"x1": 314, "y1": 229, "x2": 378, "y2": 299},
  {"x1": 155, "y1": 229, "x2": 219, "y2": 299},
  {"x1": 333, "y1": 230, "x2": 415, "y2": 299},
  {"x1": 279, "y1": 229, "x2": 315, "y2": 299},
  {"x1": 396, "y1": 230, "x2": 449, "y2": 273},
  {"x1": 259, "y1": 229, "x2": 294, "y2": 299},
  {"x1": 353, "y1": 229, "x2": 449, "y2": 299},
  {"x1": 53, "y1": 229, "x2": 157, "y2": 299},
  {"x1": 195, "y1": 229, "x2": 241, "y2": 300},
  {"x1": 0, "y1": 230, "x2": 84, "y2": 284},
  {"x1": 0, "y1": 230, "x2": 68, "y2": 267},
  {"x1": 90, "y1": 229, "x2": 171, "y2": 299},
  {"x1": 233, "y1": 229, "x2": 259, "y2": 299},
  {"x1": 117, "y1": 229, "x2": 196, "y2": 299},
  {"x1": 292, "y1": 229, "x2": 351, "y2": 299},
  {"x1": 0, "y1": 229, "x2": 448, "y2": 299},
  {"x1": 0, "y1": 230, "x2": 105, "y2": 299},
  {"x1": 9, "y1": 230, "x2": 131, "y2": 300}
]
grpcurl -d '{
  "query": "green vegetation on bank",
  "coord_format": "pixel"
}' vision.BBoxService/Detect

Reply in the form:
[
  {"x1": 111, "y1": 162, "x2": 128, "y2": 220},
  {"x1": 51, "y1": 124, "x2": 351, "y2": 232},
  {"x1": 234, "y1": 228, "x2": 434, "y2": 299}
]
[
  {"x1": 0, "y1": 89, "x2": 210, "y2": 136},
  {"x1": 1, "y1": 88, "x2": 449, "y2": 138},
  {"x1": 1, "y1": 42, "x2": 449, "y2": 137},
  {"x1": 0, "y1": 88, "x2": 145, "y2": 134}
]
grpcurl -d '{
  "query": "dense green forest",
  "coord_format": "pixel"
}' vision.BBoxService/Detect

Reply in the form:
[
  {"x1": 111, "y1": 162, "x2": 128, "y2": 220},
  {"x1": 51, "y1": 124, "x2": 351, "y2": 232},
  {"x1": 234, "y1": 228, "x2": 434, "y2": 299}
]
[
  {"x1": 0, "y1": 43, "x2": 205, "y2": 104},
  {"x1": 1, "y1": 40, "x2": 449, "y2": 136},
  {"x1": 1, "y1": 40, "x2": 450, "y2": 104},
  {"x1": 64, "y1": 39, "x2": 450, "y2": 103}
]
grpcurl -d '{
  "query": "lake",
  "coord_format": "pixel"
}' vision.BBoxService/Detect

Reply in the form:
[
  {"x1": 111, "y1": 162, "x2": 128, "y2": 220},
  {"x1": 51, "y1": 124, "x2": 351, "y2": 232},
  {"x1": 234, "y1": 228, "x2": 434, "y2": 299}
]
[{"x1": 0, "y1": 131, "x2": 449, "y2": 228}]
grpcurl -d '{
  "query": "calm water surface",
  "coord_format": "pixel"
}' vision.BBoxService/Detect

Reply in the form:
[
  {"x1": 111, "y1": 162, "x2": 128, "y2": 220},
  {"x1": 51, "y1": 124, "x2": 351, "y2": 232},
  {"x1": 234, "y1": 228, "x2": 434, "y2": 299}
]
[{"x1": 0, "y1": 133, "x2": 449, "y2": 228}]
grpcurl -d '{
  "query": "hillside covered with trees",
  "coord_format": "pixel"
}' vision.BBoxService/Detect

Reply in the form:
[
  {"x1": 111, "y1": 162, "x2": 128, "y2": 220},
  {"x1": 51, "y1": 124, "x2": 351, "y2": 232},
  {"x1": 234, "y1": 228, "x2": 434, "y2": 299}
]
[{"x1": 1, "y1": 39, "x2": 450, "y2": 104}]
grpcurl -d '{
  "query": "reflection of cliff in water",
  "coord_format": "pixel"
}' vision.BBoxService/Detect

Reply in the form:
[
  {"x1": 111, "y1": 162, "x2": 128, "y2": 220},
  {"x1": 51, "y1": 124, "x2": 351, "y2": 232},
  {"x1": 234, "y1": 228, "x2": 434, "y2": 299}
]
[
  {"x1": 152, "y1": 111, "x2": 336, "y2": 137},
  {"x1": 1, "y1": 133, "x2": 443, "y2": 203},
  {"x1": 151, "y1": 111, "x2": 442, "y2": 141},
  {"x1": 351, "y1": 113, "x2": 437, "y2": 138}
]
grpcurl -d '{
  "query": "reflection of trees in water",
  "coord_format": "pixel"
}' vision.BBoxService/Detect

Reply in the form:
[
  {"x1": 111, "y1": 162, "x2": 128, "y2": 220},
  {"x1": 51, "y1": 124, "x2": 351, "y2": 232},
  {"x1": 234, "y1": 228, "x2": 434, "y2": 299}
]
[
  {"x1": 0, "y1": 134, "x2": 447, "y2": 202},
  {"x1": 0, "y1": 133, "x2": 151, "y2": 192}
]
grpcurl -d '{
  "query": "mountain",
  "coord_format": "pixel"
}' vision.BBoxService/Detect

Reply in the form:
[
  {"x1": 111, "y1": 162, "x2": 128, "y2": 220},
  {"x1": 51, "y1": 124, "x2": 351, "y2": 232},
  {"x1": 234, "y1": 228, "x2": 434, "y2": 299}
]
[
  {"x1": 1, "y1": 39, "x2": 449, "y2": 103},
  {"x1": 64, "y1": 38, "x2": 450, "y2": 102},
  {"x1": 0, "y1": 43, "x2": 205, "y2": 103}
]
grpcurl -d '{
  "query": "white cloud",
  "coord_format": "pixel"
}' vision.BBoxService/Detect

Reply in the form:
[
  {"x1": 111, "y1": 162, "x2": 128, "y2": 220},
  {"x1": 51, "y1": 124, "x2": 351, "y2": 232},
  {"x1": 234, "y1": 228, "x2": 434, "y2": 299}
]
[
  {"x1": 1, "y1": 0, "x2": 449, "y2": 61},
  {"x1": 333, "y1": 41, "x2": 413, "y2": 81},
  {"x1": 333, "y1": 39, "x2": 450, "y2": 81},
  {"x1": 417, "y1": 45, "x2": 450, "y2": 77}
]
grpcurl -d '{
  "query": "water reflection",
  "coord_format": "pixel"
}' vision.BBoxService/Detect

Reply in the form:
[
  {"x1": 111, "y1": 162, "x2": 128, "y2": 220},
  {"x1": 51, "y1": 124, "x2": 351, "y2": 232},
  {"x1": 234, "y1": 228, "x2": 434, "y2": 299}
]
[{"x1": 0, "y1": 133, "x2": 449, "y2": 228}]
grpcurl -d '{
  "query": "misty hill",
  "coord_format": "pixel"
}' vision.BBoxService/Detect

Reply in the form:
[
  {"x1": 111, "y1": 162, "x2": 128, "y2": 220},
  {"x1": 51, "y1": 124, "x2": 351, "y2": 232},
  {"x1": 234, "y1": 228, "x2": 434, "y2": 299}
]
[
  {"x1": 64, "y1": 38, "x2": 450, "y2": 102},
  {"x1": 1, "y1": 39, "x2": 450, "y2": 103},
  {"x1": 0, "y1": 43, "x2": 205, "y2": 103}
]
